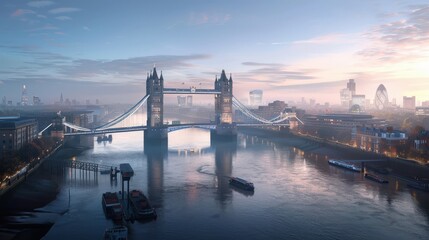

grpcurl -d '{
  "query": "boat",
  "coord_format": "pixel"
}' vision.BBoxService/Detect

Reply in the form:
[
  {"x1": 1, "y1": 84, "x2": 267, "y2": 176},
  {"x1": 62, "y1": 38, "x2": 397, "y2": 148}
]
[
  {"x1": 104, "y1": 226, "x2": 128, "y2": 240},
  {"x1": 364, "y1": 173, "x2": 388, "y2": 183},
  {"x1": 97, "y1": 135, "x2": 113, "y2": 142},
  {"x1": 102, "y1": 192, "x2": 123, "y2": 222},
  {"x1": 407, "y1": 181, "x2": 429, "y2": 192},
  {"x1": 129, "y1": 190, "x2": 157, "y2": 220},
  {"x1": 229, "y1": 177, "x2": 255, "y2": 191},
  {"x1": 328, "y1": 160, "x2": 361, "y2": 172}
]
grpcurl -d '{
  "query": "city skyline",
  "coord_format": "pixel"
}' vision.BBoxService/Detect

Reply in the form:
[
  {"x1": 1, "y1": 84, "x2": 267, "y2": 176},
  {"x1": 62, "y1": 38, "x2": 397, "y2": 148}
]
[{"x1": 1, "y1": 0, "x2": 429, "y2": 104}]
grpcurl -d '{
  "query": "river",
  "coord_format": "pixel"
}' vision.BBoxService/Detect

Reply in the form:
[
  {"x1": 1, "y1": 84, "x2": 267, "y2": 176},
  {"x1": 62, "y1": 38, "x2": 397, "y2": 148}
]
[{"x1": 34, "y1": 129, "x2": 429, "y2": 239}]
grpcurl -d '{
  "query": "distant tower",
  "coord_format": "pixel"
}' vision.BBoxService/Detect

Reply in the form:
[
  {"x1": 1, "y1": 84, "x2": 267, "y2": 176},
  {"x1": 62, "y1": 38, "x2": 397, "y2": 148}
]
[
  {"x1": 60, "y1": 93, "x2": 64, "y2": 105},
  {"x1": 403, "y1": 96, "x2": 416, "y2": 110},
  {"x1": 374, "y1": 84, "x2": 389, "y2": 110},
  {"x1": 21, "y1": 84, "x2": 29, "y2": 105},
  {"x1": 347, "y1": 79, "x2": 356, "y2": 95},
  {"x1": 249, "y1": 90, "x2": 263, "y2": 106}
]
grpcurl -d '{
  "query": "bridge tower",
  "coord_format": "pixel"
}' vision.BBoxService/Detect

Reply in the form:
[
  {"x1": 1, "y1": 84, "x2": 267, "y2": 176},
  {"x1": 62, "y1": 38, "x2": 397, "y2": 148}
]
[
  {"x1": 213, "y1": 70, "x2": 237, "y2": 140},
  {"x1": 145, "y1": 67, "x2": 168, "y2": 142}
]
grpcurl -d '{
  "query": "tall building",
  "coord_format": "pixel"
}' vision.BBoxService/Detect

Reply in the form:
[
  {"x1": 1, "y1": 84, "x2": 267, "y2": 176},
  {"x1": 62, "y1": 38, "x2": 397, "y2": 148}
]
[
  {"x1": 374, "y1": 84, "x2": 389, "y2": 110},
  {"x1": 33, "y1": 96, "x2": 41, "y2": 105},
  {"x1": 403, "y1": 96, "x2": 416, "y2": 110},
  {"x1": 21, "y1": 84, "x2": 29, "y2": 106},
  {"x1": 351, "y1": 94, "x2": 366, "y2": 112},
  {"x1": 249, "y1": 90, "x2": 263, "y2": 106},
  {"x1": 347, "y1": 79, "x2": 356, "y2": 95},
  {"x1": 340, "y1": 88, "x2": 352, "y2": 108},
  {"x1": 60, "y1": 93, "x2": 64, "y2": 105},
  {"x1": 422, "y1": 100, "x2": 429, "y2": 107}
]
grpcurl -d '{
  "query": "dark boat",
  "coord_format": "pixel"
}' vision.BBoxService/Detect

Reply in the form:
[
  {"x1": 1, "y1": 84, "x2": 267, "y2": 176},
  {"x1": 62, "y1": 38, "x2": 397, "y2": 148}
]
[
  {"x1": 129, "y1": 190, "x2": 157, "y2": 220},
  {"x1": 365, "y1": 173, "x2": 389, "y2": 183},
  {"x1": 408, "y1": 179, "x2": 429, "y2": 192},
  {"x1": 97, "y1": 135, "x2": 113, "y2": 142},
  {"x1": 229, "y1": 177, "x2": 255, "y2": 191},
  {"x1": 104, "y1": 226, "x2": 128, "y2": 240},
  {"x1": 102, "y1": 192, "x2": 123, "y2": 222}
]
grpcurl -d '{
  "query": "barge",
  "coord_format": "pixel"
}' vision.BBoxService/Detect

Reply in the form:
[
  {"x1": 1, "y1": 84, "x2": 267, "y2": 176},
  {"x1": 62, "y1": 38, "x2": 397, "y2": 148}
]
[
  {"x1": 129, "y1": 190, "x2": 157, "y2": 220},
  {"x1": 364, "y1": 173, "x2": 389, "y2": 183},
  {"x1": 328, "y1": 160, "x2": 361, "y2": 172},
  {"x1": 104, "y1": 226, "x2": 128, "y2": 240},
  {"x1": 102, "y1": 192, "x2": 123, "y2": 222}
]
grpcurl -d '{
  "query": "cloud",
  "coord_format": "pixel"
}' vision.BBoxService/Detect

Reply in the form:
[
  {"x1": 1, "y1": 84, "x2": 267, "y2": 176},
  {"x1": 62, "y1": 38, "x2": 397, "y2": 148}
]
[
  {"x1": 239, "y1": 61, "x2": 317, "y2": 82},
  {"x1": 59, "y1": 54, "x2": 211, "y2": 78},
  {"x1": 358, "y1": 4, "x2": 429, "y2": 63},
  {"x1": 292, "y1": 33, "x2": 356, "y2": 45},
  {"x1": 49, "y1": 8, "x2": 80, "y2": 14},
  {"x1": 11, "y1": 9, "x2": 35, "y2": 17},
  {"x1": 83, "y1": 26, "x2": 90, "y2": 31},
  {"x1": 188, "y1": 12, "x2": 231, "y2": 25},
  {"x1": 242, "y1": 62, "x2": 282, "y2": 67},
  {"x1": 56, "y1": 16, "x2": 72, "y2": 21},
  {"x1": 27, "y1": 1, "x2": 54, "y2": 8},
  {"x1": 27, "y1": 24, "x2": 59, "y2": 32}
]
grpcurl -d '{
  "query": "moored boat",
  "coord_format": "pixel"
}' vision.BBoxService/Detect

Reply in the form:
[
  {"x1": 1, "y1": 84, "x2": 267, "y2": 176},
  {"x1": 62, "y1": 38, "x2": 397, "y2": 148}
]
[
  {"x1": 102, "y1": 192, "x2": 123, "y2": 222},
  {"x1": 129, "y1": 190, "x2": 157, "y2": 220},
  {"x1": 408, "y1": 182, "x2": 429, "y2": 192},
  {"x1": 364, "y1": 173, "x2": 389, "y2": 183},
  {"x1": 328, "y1": 160, "x2": 361, "y2": 172},
  {"x1": 229, "y1": 177, "x2": 255, "y2": 191},
  {"x1": 104, "y1": 225, "x2": 128, "y2": 240}
]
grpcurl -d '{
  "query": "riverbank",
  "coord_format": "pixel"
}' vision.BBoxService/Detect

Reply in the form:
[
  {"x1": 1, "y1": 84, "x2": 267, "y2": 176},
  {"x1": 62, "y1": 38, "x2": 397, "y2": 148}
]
[
  {"x1": 239, "y1": 128, "x2": 429, "y2": 179},
  {"x1": 0, "y1": 145, "x2": 90, "y2": 240}
]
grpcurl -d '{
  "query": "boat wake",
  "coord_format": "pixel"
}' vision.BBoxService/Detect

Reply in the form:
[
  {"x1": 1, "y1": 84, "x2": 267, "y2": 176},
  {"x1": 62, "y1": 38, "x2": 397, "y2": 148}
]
[{"x1": 197, "y1": 165, "x2": 216, "y2": 176}]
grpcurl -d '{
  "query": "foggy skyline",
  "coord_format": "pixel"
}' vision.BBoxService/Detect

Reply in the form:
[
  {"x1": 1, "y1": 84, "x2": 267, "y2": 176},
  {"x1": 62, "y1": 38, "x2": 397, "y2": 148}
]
[{"x1": 1, "y1": 0, "x2": 429, "y2": 105}]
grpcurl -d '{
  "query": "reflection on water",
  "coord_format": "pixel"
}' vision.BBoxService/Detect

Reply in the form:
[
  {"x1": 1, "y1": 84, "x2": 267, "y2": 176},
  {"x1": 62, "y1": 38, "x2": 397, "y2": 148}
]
[{"x1": 33, "y1": 129, "x2": 429, "y2": 239}]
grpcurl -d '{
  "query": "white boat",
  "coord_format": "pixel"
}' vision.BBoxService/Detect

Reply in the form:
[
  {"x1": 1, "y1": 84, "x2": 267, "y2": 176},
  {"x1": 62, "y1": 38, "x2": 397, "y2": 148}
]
[
  {"x1": 328, "y1": 160, "x2": 361, "y2": 172},
  {"x1": 104, "y1": 226, "x2": 128, "y2": 240}
]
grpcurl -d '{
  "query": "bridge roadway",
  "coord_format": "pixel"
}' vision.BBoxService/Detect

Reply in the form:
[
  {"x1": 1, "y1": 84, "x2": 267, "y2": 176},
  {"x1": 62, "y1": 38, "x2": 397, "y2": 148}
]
[
  {"x1": 163, "y1": 88, "x2": 221, "y2": 94},
  {"x1": 64, "y1": 123, "x2": 290, "y2": 136}
]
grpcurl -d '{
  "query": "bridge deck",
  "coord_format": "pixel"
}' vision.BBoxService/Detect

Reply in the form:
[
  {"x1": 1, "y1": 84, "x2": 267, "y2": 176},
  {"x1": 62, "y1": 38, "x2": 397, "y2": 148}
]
[{"x1": 163, "y1": 88, "x2": 221, "y2": 94}]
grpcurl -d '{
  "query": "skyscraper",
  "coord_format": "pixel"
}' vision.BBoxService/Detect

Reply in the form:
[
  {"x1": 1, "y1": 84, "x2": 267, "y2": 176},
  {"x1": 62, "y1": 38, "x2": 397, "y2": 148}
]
[
  {"x1": 21, "y1": 84, "x2": 28, "y2": 106},
  {"x1": 403, "y1": 96, "x2": 416, "y2": 110},
  {"x1": 249, "y1": 90, "x2": 263, "y2": 106},
  {"x1": 347, "y1": 79, "x2": 356, "y2": 95},
  {"x1": 340, "y1": 88, "x2": 352, "y2": 108},
  {"x1": 374, "y1": 84, "x2": 389, "y2": 110}
]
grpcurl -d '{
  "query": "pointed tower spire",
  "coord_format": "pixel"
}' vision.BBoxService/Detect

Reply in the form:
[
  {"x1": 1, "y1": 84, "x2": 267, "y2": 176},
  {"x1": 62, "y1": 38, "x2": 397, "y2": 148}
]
[
  {"x1": 229, "y1": 73, "x2": 232, "y2": 81},
  {"x1": 220, "y1": 69, "x2": 227, "y2": 81},
  {"x1": 160, "y1": 71, "x2": 164, "y2": 80},
  {"x1": 152, "y1": 67, "x2": 158, "y2": 79}
]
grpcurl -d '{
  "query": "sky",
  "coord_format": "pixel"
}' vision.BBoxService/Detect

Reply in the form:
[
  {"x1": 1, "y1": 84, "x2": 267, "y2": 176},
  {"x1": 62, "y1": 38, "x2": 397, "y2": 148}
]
[{"x1": 0, "y1": 0, "x2": 428, "y2": 105}]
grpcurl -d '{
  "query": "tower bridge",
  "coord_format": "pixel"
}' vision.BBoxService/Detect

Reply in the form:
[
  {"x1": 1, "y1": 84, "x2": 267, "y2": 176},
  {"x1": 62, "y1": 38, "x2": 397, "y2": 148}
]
[{"x1": 47, "y1": 68, "x2": 302, "y2": 143}]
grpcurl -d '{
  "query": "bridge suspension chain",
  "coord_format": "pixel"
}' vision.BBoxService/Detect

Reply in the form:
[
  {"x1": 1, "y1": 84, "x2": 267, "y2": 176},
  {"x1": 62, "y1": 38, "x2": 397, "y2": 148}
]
[
  {"x1": 63, "y1": 121, "x2": 92, "y2": 132},
  {"x1": 95, "y1": 94, "x2": 150, "y2": 130},
  {"x1": 232, "y1": 97, "x2": 302, "y2": 124}
]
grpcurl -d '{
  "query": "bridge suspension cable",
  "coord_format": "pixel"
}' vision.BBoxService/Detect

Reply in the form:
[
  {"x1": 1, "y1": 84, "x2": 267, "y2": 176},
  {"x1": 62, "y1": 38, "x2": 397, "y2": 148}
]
[
  {"x1": 95, "y1": 94, "x2": 150, "y2": 130},
  {"x1": 232, "y1": 96, "x2": 303, "y2": 124},
  {"x1": 63, "y1": 121, "x2": 92, "y2": 132},
  {"x1": 38, "y1": 123, "x2": 52, "y2": 136}
]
